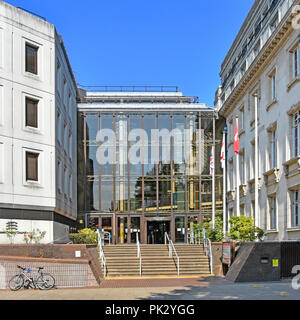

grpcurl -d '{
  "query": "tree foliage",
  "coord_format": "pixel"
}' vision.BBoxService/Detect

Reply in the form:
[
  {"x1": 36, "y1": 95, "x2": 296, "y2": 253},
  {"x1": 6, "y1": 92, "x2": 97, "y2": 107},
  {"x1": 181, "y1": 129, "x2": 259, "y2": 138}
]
[{"x1": 229, "y1": 216, "x2": 264, "y2": 242}]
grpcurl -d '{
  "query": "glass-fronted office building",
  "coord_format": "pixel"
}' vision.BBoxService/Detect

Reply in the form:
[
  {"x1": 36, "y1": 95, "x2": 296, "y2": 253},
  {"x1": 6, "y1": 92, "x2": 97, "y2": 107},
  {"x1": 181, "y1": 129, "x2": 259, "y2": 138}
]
[{"x1": 77, "y1": 87, "x2": 224, "y2": 244}]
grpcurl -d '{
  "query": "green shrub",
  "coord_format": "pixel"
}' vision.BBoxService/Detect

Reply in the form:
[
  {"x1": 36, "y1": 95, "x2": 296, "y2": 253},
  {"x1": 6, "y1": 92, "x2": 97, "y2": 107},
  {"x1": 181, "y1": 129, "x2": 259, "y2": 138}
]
[
  {"x1": 68, "y1": 228, "x2": 98, "y2": 244},
  {"x1": 229, "y1": 216, "x2": 264, "y2": 242},
  {"x1": 193, "y1": 216, "x2": 224, "y2": 242}
]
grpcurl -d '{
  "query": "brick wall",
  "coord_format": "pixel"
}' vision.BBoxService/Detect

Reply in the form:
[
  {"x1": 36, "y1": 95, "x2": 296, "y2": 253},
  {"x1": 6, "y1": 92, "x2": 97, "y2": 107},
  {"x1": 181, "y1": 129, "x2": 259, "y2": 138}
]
[
  {"x1": 0, "y1": 244, "x2": 102, "y2": 289},
  {"x1": 0, "y1": 257, "x2": 98, "y2": 289}
]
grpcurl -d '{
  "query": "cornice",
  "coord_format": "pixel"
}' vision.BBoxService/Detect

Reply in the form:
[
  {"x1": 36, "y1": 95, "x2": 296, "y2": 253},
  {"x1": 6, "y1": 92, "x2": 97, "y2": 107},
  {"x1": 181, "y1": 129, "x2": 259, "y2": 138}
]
[{"x1": 219, "y1": 5, "x2": 297, "y2": 118}]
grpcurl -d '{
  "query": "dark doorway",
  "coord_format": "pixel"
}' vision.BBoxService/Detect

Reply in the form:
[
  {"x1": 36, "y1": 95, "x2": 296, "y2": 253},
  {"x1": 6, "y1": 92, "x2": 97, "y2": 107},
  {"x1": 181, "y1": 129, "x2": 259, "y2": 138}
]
[{"x1": 147, "y1": 221, "x2": 170, "y2": 244}]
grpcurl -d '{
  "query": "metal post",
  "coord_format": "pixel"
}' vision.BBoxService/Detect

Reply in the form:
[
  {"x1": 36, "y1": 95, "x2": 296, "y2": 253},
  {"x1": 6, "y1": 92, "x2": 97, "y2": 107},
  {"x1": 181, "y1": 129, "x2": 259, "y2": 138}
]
[
  {"x1": 236, "y1": 117, "x2": 240, "y2": 217},
  {"x1": 254, "y1": 94, "x2": 259, "y2": 228}
]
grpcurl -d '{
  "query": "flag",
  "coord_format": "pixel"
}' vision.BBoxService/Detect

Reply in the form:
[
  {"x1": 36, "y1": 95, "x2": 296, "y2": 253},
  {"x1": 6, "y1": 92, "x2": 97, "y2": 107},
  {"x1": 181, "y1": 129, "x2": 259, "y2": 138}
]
[
  {"x1": 210, "y1": 147, "x2": 214, "y2": 176},
  {"x1": 234, "y1": 119, "x2": 240, "y2": 155},
  {"x1": 220, "y1": 134, "x2": 225, "y2": 169}
]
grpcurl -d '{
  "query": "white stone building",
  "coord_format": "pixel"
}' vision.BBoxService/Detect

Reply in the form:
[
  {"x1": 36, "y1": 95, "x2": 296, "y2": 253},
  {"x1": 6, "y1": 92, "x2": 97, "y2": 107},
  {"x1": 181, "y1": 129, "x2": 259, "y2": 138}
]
[
  {"x1": 215, "y1": 0, "x2": 300, "y2": 240},
  {"x1": 0, "y1": 2, "x2": 77, "y2": 243}
]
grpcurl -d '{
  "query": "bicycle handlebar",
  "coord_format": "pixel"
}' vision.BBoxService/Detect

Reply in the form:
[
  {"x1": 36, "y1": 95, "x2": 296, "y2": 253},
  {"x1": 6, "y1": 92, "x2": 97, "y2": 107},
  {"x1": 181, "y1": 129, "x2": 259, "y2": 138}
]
[{"x1": 17, "y1": 265, "x2": 44, "y2": 271}]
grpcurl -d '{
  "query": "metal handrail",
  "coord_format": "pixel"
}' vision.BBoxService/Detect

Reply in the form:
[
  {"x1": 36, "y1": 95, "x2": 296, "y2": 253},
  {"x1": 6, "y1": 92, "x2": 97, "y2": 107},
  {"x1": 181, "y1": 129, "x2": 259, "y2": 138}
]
[
  {"x1": 165, "y1": 233, "x2": 180, "y2": 276},
  {"x1": 96, "y1": 230, "x2": 107, "y2": 278},
  {"x1": 136, "y1": 232, "x2": 142, "y2": 277},
  {"x1": 187, "y1": 230, "x2": 201, "y2": 244},
  {"x1": 202, "y1": 228, "x2": 213, "y2": 275}
]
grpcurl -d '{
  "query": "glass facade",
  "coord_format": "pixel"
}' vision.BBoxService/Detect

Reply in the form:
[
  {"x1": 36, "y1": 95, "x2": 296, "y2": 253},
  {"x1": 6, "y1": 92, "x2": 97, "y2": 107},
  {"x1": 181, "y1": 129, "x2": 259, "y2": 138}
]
[{"x1": 78, "y1": 110, "x2": 224, "y2": 243}]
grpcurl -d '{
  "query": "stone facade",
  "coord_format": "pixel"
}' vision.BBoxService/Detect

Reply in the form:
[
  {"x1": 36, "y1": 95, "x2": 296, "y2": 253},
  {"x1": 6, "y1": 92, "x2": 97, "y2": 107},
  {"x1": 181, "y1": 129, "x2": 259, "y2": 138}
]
[
  {"x1": 0, "y1": 2, "x2": 77, "y2": 244},
  {"x1": 215, "y1": 0, "x2": 300, "y2": 240}
]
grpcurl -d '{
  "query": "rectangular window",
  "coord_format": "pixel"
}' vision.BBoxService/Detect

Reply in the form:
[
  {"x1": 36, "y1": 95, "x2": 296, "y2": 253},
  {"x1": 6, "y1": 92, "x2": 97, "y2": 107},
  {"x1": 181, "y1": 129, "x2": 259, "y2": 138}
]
[
  {"x1": 292, "y1": 46, "x2": 300, "y2": 79},
  {"x1": 269, "y1": 129, "x2": 277, "y2": 169},
  {"x1": 293, "y1": 111, "x2": 300, "y2": 157},
  {"x1": 269, "y1": 197, "x2": 277, "y2": 230},
  {"x1": 25, "y1": 44, "x2": 38, "y2": 74},
  {"x1": 240, "y1": 107, "x2": 245, "y2": 130},
  {"x1": 240, "y1": 153, "x2": 245, "y2": 185},
  {"x1": 25, "y1": 97, "x2": 38, "y2": 128},
  {"x1": 292, "y1": 190, "x2": 300, "y2": 227},
  {"x1": 271, "y1": 73, "x2": 276, "y2": 101},
  {"x1": 26, "y1": 152, "x2": 39, "y2": 181}
]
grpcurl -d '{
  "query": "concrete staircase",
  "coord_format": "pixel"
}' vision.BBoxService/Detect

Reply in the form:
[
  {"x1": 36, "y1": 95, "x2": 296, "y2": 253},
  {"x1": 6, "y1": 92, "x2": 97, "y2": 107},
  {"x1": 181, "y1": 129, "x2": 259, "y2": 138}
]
[{"x1": 101, "y1": 244, "x2": 211, "y2": 278}]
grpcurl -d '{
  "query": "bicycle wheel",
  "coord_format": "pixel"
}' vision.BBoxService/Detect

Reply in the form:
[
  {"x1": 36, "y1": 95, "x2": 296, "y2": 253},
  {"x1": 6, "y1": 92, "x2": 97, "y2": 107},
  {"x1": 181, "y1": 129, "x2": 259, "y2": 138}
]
[
  {"x1": 9, "y1": 275, "x2": 24, "y2": 291},
  {"x1": 36, "y1": 274, "x2": 55, "y2": 290}
]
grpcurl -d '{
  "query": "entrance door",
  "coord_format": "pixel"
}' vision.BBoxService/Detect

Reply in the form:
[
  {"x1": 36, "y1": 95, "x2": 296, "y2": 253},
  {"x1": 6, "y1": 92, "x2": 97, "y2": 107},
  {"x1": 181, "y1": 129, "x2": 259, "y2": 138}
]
[{"x1": 147, "y1": 221, "x2": 170, "y2": 244}]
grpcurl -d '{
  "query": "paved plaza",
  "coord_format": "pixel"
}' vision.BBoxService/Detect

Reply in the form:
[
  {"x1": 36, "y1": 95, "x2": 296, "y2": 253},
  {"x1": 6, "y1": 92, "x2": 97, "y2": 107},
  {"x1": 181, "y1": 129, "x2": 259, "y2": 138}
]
[{"x1": 0, "y1": 278, "x2": 299, "y2": 300}]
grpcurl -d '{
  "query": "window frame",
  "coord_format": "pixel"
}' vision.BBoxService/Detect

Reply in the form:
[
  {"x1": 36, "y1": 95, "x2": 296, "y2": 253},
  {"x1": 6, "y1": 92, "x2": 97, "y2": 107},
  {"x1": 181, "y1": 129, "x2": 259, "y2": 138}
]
[
  {"x1": 292, "y1": 190, "x2": 300, "y2": 227},
  {"x1": 25, "y1": 97, "x2": 38, "y2": 129},
  {"x1": 25, "y1": 43, "x2": 38, "y2": 75},
  {"x1": 25, "y1": 151, "x2": 39, "y2": 182},
  {"x1": 292, "y1": 110, "x2": 300, "y2": 158}
]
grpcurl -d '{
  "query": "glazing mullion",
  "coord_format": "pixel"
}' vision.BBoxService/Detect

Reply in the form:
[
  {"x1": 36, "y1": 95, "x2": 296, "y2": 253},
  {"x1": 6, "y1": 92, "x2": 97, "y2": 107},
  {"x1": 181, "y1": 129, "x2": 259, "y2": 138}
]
[
  {"x1": 113, "y1": 113, "x2": 116, "y2": 213},
  {"x1": 127, "y1": 114, "x2": 130, "y2": 213},
  {"x1": 156, "y1": 113, "x2": 159, "y2": 213},
  {"x1": 170, "y1": 113, "x2": 173, "y2": 213},
  {"x1": 99, "y1": 113, "x2": 101, "y2": 212},
  {"x1": 142, "y1": 114, "x2": 145, "y2": 213},
  {"x1": 84, "y1": 114, "x2": 87, "y2": 214},
  {"x1": 198, "y1": 112, "x2": 202, "y2": 220}
]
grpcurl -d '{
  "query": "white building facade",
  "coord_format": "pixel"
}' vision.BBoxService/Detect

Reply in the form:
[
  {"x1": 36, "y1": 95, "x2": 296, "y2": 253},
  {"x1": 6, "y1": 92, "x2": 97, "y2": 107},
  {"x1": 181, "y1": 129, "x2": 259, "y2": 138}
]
[
  {"x1": 215, "y1": 0, "x2": 300, "y2": 240},
  {"x1": 0, "y1": 2, "x2": 77, "y2": 244}
]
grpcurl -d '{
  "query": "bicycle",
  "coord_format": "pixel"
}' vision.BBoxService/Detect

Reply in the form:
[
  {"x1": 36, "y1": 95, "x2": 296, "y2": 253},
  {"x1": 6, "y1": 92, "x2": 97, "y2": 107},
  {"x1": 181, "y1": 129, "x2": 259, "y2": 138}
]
[{"x1": 8, "y1": 265, "x2": 55, "y2": 291}]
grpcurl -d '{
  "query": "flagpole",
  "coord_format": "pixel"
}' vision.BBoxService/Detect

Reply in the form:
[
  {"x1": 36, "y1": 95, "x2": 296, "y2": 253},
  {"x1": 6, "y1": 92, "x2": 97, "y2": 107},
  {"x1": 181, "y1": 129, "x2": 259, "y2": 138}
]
[
  {"x1": 236, "y1": 117, "x2": 240, "y2": 217},
  {"x1": 222, "y1": 132, "x2": 227, "y2": 235},
  {"x1": 254, "y1": 94, "x2": 259, "y2": 228}
]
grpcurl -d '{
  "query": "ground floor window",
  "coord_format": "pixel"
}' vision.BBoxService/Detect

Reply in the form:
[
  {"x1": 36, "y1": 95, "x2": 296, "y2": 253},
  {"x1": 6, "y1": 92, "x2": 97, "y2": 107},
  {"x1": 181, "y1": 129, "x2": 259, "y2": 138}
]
[{"x1": 292, "y1": 190, "x2": 300, "y2": 227}]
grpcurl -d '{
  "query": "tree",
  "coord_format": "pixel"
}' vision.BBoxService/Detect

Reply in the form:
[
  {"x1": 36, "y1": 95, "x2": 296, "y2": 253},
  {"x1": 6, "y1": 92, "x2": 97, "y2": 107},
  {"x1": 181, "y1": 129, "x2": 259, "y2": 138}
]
[
  {"x1": 229, "y1": 216, "x2": 264, "y2": 242},
  {"x1": 194, "y1": 216, "x2": 224, "y2": 242}
]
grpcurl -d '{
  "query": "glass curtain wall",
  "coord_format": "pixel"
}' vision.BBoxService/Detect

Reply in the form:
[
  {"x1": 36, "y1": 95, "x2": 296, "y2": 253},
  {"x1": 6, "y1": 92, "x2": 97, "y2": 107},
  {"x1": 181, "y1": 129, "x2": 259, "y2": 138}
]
[{"x1": 78, "y1": 111, "x2": 222, "y2": 219}]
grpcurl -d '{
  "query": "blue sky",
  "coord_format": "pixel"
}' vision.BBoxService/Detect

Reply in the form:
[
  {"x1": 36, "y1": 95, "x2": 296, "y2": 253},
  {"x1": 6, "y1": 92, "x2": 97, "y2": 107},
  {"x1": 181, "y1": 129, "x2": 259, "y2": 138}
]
[{"x1": 6, "y1": 0, "x2": 253, "y2": 107}]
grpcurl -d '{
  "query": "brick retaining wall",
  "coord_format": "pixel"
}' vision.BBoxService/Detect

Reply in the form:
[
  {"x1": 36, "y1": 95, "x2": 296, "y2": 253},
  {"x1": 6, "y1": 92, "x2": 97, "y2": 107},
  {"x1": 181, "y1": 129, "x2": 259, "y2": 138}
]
[
  {"x1": 0, "y1": 244, "x2": 102, "y2": 289},
  {"x1": 0, "y1": 257, "x2": 98, "y2": 289}
]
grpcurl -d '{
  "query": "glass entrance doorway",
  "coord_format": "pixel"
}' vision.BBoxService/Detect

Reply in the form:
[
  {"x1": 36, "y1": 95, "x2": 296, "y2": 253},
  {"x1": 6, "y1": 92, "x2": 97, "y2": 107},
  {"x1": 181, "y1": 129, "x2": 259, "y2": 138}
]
[{"x1": 147, "y1": 221, "x2": 170, "y2": 244}]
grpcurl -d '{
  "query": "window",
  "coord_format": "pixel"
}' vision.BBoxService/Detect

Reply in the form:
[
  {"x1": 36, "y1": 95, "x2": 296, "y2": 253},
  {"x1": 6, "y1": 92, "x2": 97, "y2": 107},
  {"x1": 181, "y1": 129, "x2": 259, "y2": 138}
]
[
  {"x1": 25, "y1": 43, "x2": 38, "y2": 74},
  {"x1": 240, "y1": 152, "x2": 245, "y2": 185},
  {"x1": 292, "y1": 46, "x2": 300, "y2": 79},
  {"x1": 269, "y1": 72, "x2": 276, "y2": 101},
  {"x1": 270, "y1": 13, "x2": 279, "y2": 33},
  {"x1": 26, "y1": 152, "x2": 39, "y2": 181},
  {"x1": 69, "y1": 174, "x2": 73, "y2": 200},
  {"x1": 241, "y1": 62, "x2": 246, "y2": 77},
  {"x1": 240, "y1": 106, "x2": 245, "y2": 130},
  {"x1": 57, "y1": 160, "x2": 62, "y2": 192},
  {"x1": 269, "y1": 197, "x2": 277, "y2": 230},
  {"x1": 292, "y1": 190, "x2": 300, "y2": 227},
  {"x1": 269, "y1": 129, "x2": 277, "y2": 169},
  {"x1": 25, "y1": 97, "x2": 38, "y2": 128},
  {"x1": 293, "y1": 111, "x2": 300, "y2": 157},
  {"x1": 254, "y1": 41, "x2": 260, "y2": 58},
  {"x1": 64, "y1": 167, "x2": 68, "y2": 195},
  {"x1": 229, "y1": 161, "x2": 234, "y2": 190}
]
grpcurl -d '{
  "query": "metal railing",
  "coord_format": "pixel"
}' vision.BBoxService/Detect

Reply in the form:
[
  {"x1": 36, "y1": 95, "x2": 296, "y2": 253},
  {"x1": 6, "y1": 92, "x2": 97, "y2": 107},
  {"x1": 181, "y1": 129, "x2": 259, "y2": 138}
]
[
  {"x1": 96, "y1": 230, "x2": 107, "y2": 278},
  {"x1": 136, "y1": 232, "x2": 142, "y2": 277},
  {"x1": 202, "y1": 228, "x2": 213, "y2": 275},
  {"x1": 187, "y1": 230, "x2": 201, "y2": 244},
  {"x1": 165, "y1": 233, "x2": 180, "y2": 276},
  {"x1": 78, "y1": 85, "x2": 179, "y2": 93}
]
